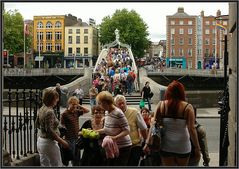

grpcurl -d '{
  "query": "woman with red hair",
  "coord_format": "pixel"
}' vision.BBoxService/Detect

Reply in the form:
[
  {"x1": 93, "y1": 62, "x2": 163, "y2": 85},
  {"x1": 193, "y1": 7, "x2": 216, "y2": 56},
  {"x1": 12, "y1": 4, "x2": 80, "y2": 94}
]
[{"x1": 144, "y1": 80, "x2": 200, "y2": 166}]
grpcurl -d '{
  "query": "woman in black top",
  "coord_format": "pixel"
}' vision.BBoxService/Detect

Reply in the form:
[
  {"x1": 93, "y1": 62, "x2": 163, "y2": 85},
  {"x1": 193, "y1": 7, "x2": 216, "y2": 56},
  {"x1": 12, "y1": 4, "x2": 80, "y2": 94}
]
[
  {"x1": 79, "y1": 105, "x2": 106, "y2": 166},
  {"x1": 141, "y1": 81, "x2": 152, "y2": 111}
]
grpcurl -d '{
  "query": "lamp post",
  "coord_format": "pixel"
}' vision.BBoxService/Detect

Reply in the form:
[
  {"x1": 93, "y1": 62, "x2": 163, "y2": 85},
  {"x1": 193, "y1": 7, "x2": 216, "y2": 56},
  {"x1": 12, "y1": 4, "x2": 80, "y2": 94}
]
[
  {"x1": 73, "y1": 53, "x2": 76, "y2": 68},
  {"x1": 38, "y1": 28, "x2": 41, "y2": 68}
]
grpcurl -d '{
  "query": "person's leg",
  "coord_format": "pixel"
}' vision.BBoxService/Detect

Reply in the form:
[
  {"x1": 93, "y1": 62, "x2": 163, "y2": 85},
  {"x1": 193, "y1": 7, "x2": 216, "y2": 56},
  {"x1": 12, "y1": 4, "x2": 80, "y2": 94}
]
[
  {"x1": 113, "y1": 146, "x2": 131, "y2": 166},
  {"x1": 127, "y1": 146, "x2": 141, "y2": 166},
  {"x1": 147, "y1": 98, "x2": 151, "y2": 111},
  {"x1": 175, "y1": 157, "x2": 190, "y2": 166},
  {"x1": 161, "y1": 156, "x2": 176, "y2": 166}
]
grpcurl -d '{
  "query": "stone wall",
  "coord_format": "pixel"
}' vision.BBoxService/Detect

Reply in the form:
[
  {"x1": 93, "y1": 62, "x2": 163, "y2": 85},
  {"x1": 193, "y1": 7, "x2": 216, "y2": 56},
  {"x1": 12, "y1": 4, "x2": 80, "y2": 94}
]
[{"x1": 228, "y1": 2, "x2": 237, "y2": 166}]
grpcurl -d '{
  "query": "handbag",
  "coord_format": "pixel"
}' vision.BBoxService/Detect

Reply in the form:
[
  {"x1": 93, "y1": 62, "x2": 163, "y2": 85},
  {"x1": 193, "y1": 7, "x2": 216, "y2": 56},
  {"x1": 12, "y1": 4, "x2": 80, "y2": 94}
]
[
  {"x1": 149, "y1": 101, "x2": 164, "y2": 151},
  {"x1": 149, "y1": 92, "x2": 154, "y2": 98},
  {"x1": 139, "y1": 99, "x2": 145, "y2": 109}
]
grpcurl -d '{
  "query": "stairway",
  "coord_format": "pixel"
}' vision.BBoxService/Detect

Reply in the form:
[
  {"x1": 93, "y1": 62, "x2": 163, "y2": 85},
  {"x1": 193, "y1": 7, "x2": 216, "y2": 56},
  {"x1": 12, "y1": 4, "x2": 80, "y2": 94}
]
[{"x1": 82, "y1": 92, "x2": 148, "y2": 105}]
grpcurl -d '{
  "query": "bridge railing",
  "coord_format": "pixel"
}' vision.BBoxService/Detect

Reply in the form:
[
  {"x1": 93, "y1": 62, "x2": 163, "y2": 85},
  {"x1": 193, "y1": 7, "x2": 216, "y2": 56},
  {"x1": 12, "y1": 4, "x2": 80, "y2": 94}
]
[
  {"x1": 145, "y1": 66, "x2": 224, "y2": 77},
  {"x1": 3, "y1": 68, "x2": 85, "y2": 76}
]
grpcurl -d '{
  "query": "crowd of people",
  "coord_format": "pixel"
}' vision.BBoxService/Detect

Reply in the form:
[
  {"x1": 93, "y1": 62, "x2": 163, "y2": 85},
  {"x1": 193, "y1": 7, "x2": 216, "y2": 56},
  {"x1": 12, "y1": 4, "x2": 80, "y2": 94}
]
[{"x1": 35, "y1": 80, "x2": 210, "y2": 167}]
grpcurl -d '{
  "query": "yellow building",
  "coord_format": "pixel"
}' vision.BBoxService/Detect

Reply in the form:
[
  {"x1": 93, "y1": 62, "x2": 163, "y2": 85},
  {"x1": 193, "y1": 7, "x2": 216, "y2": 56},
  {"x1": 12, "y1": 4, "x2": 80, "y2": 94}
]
[
  {"x1": 64, "y1": 20, "x2": 98, "y2": 68},
  {"x1": 33, "y1": 14, "x2": 77, "y2": 68}
]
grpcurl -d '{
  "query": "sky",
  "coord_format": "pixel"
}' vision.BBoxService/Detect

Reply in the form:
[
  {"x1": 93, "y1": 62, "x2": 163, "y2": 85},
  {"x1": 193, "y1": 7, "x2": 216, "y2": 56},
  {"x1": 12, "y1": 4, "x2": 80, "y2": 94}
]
[{"x1": 4, "y1": 2, "x2": 229, "y2": 42}]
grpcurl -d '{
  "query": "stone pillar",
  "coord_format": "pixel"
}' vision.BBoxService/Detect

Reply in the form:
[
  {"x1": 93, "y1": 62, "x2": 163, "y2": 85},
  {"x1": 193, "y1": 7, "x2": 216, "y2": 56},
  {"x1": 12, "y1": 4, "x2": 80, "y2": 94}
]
[{"x1": 228, "y1": 2, "x2": 237, "y2": 166}]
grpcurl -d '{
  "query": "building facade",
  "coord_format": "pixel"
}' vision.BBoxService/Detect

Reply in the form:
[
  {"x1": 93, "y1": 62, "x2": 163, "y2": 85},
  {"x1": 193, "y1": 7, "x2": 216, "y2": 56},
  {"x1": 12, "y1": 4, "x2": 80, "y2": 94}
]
[
  {"x1": 166, "y1": 7, "x2": 228, "y2": 70},
  {"x1": 33, "y1": 14, "x2": 77, "y2": 68},
  {"x1": 166, "y1": 7, "x2": 197, "y2": 69},
  {"x1": 64, "y1": 19, "x2": 98, "y2": 68}
]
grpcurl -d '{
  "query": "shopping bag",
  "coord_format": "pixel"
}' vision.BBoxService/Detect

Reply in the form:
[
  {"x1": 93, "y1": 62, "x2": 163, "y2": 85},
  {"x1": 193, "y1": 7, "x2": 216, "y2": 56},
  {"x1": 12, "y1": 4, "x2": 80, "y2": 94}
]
[{"x1": 139, "y1": 99, "x2": 145, "y2": 109}]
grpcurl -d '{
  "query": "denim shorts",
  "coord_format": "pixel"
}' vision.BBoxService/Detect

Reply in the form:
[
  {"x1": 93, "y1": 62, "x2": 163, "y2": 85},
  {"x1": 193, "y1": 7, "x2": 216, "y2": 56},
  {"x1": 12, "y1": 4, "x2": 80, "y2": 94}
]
[{"x1": 160, "y1": 150, "x2": 191, "y2": 158}]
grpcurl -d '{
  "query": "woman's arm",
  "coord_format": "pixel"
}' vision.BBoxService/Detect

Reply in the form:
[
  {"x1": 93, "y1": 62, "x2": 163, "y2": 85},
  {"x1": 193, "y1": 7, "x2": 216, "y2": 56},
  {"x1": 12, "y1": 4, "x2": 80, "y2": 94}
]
[
  {"x1": 110, "y1": 129, "x2": 129, "y2": 141},
  {"x1": 186, "y1": 104, "x2": 201, "y2": 161}
]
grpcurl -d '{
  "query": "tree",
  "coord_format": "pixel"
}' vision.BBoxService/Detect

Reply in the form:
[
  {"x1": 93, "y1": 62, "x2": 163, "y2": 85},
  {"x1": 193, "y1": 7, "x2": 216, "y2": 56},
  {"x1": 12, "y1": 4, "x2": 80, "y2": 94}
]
[
  {"x1": 3, "y1": 9, "x2": 31, "y2": 55},
  {"x1": 99, "y1": 9, "x2": 150, "y2": 58}
]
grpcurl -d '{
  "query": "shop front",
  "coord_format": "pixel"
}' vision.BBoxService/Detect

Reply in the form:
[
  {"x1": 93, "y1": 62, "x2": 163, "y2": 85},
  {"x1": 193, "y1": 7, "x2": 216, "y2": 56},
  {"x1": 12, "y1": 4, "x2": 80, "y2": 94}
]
[{"x1": 166, "y1": 57, "x2": 186, "y2": 69}]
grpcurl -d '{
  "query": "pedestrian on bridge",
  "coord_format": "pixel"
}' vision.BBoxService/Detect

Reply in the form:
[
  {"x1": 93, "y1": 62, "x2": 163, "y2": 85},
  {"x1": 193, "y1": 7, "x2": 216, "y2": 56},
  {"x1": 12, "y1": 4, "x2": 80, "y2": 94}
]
[{"x1": 141, "y1": 81, "x2": 152, "y2": 111}]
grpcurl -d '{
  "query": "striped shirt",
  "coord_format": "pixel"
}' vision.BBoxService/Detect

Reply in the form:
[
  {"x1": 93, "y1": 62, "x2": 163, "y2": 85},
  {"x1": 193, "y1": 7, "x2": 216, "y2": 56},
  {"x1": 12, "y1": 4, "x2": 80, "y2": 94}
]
[{"x1": 104, "y1": 107, "x2": 132, "y2": 148}]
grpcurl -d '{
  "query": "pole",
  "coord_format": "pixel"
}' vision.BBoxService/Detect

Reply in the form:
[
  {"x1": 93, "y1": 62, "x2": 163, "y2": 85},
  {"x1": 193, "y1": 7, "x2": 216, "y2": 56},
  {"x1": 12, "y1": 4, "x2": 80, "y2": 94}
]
[
  {"x1": 24, "y1": 24, "x2": 26, "y2": 69},
  {"x1": 215, "y1": 22, "x2": 217, "y2": 67},
  {"x1": 220, "y1": 29, "x2": 222, "y2": 69},
  {"x1": 38, "y1": 29, "x2": 41, "y2": 68},
  {"x1": 170, "y1": 32, "x2": 172, "y2": 68}
]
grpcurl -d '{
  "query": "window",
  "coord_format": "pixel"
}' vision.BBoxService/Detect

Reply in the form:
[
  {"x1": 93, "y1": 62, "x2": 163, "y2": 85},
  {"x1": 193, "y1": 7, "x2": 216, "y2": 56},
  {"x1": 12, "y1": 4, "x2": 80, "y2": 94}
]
[
  {"x1": 171, "y1": 37, "x2": 175, "y2": 45},
  {"x1": 205, "y1": 29, "x2": 210, "y2": 35},
  {"x1": 37, "y1": 21, "x2": 43, "y2": 28},
  {"x1": 179, "y1": 28, "x2": 184, "y2": 34},
  {"x1": 84, "y1": 36, "x2": 88, "y2": 44},
  {"x1": 212, "y1": 21, "x2": 216, "y2": 26},
  {"x1": 197, "y1": 49, "x2": 202, "y2": 55},
  {"x1": 46, "y1": 32, "x2": 52, "y2": 40},
  {"x1": 37, "y1": 32, "x2": 43, "y2": 40},
  {"x1": 188, "y1": 28, "x2": 193, "y2": 34},
  {"x1": 55, "y1": 21, "x2": 62, "y2": 28},
  {"x1": 188, "y1": 61, "x2": 192, "y2": 69},
  {"x1": 223, "y1": 29, "x2": 227, "y2": 35},
  {"x1": 76, "y1": 36, "x2": 80, "y2": 44},
  {"x1": 76, "y1": 29, "x2": 80, "y2": 34},
  {"x1": 171, "y1": 28, "x2": 175, "y2": 34},
  {"x1": 84, "y1": 29, "x2": 88, "y2": 34},
  {"x1": 37, "y1": 43, "x2": 43, "y2": 51},
  {"x1": 46, "y1": 21, "x2": 52, "y2": 28},
  {"x1": 179, "y1": 20, "x2": 184, "y2": 25},
  {"x1": 76, "y1": 48, "x2": 81, "y2": 55},
  {"x1": 188, "y1": 49, "x2": 192, "y2": 56},
  {"x1": 205, "y1": 21, "x2": 210, "y2": 25},
  {"x1": 205, "y1": 49, "x2": 209, "y2": 56},
  {"x1": 68, "y1": 47, "x2": 72, "y2": 56},
  {"x1": 84, "y1": 47, "x2": 88, "y2": 55},
  {"x1": 55, "y1": 32, "x2": 62, "y2": 40},
  {"x1": 68, "y1": 36, "x2": 72, "y2": 44},
  {"x1": 170, "y1": 20, "x2": 175, "y2": 25},
  {"x1": 188, "y1": 20, "x2": 193, "y2": 25},
  {"x1": 179, "y1": 38, "x2": 184, "y2": 45},
  {"x1": 171, "y1": 48, "x2": 174, "y2": 56},
  {"x1": 55, "y1": 43, "x2": 62, "y2": 51},
  {"x1": 188, "y1": 38, "x2": 192, "y2": 45},
  {"x1": 205, "y1": 38, "x2": 210, "y2": 45},
  {"x1": 223, "y1": 21, "x2": 227, "y2": 25},
  {"x1": 212, "y1": 48, "x2": 215, "y2": 56},
  {"x1": 212, "y1": 29, "x2": 215, "y2": 34},
  {"x1": 179, "y1": 49, "x2": 184, "y2": 56},
  {"x1": 68, "y1": 29, "x2": 72, "y2": 34},
  {"x1": 46, "y1": 43, "x2": 52, "y2": 51},
  {"x1": 212, "y1": 39, "x2": 216, "y2": 45}
]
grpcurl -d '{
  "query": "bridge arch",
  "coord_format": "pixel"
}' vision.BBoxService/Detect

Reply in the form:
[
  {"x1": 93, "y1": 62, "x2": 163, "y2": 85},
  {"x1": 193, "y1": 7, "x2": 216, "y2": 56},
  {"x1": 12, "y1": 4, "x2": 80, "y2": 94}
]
[{"x1": 93, "y1": 29, "x2": 138, "y2": 76}]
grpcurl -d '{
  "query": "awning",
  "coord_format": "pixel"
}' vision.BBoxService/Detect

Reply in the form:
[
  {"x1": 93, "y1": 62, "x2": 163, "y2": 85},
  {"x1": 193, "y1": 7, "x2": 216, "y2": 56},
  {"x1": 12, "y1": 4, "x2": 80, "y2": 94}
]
[{"x1": 35, "y1": 56, "x2": 44, "y2": 61}]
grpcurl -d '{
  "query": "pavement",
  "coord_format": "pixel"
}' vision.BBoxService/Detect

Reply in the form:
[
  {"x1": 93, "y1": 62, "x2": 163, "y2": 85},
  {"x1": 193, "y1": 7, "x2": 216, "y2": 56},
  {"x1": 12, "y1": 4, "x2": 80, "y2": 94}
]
[{"x1": 2, "y1": 103, "x2": 220, "y2": 167}]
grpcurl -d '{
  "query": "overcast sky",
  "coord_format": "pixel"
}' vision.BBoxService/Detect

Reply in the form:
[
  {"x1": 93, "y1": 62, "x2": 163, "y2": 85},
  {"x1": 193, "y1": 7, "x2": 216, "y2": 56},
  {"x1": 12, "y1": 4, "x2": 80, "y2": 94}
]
[{"x1": 4, "y1": 2, "x2": 229, "y2": 42}]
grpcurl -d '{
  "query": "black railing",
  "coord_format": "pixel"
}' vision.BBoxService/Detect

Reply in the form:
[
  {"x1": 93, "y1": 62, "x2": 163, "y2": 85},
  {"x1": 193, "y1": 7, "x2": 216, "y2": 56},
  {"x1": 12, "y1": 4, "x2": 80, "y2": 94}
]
[
  {"x1": 218, "y1": 35, "x2": 230, "y2": 166},
  {"x1": 2, "y1": 85, "x2": 43, "y2": 161}
]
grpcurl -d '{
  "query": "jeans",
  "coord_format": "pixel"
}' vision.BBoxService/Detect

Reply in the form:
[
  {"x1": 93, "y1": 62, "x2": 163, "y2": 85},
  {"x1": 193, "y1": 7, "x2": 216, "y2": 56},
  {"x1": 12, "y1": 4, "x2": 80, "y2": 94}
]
[
  {"x1": 68, "y1": 139, "x2": 81, "y2": 166},
  {"x1": 144, "y1": 98, "x2": 151, "y2": 111},
  {"x1": 90, "y1": 98, "x2": 96, "y2": 108},
  {"x1": 106, "y1": 146, "x2": 131, "y2": 166},
  {"x1": 37, "y1": 137, "x2": 63, "y2": 167}
]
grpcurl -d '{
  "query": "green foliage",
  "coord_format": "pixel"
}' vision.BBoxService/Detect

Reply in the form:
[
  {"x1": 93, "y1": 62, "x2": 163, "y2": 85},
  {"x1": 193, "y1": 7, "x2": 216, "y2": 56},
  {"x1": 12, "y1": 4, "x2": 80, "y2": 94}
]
[
  {"x1": 99, "y1": 9, "x2": 150, "y2": 58},
  {"x1": 3, "y1": 9, "x2": 32, "y2": 54}
]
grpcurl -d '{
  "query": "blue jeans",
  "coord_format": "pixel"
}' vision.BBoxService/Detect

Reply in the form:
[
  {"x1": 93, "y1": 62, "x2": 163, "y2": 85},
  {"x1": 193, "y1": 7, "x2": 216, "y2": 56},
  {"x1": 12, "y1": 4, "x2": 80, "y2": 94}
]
[
  {"x1": 90, "y1": 98, "x2": 96, "y2": 108},
  {"x1": 67, "y1": 139, "x2": 81, "y2": 166},
  {"x1": 144, "y1": 98, "x2": 151, "y2": 111}
]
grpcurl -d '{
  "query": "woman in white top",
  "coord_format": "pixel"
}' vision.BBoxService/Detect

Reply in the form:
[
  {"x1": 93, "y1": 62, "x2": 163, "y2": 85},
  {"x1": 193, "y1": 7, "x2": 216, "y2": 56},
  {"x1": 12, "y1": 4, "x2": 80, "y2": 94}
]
[{"x1": 144, "y1": 80, "x2": 200, "y2": 166}]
